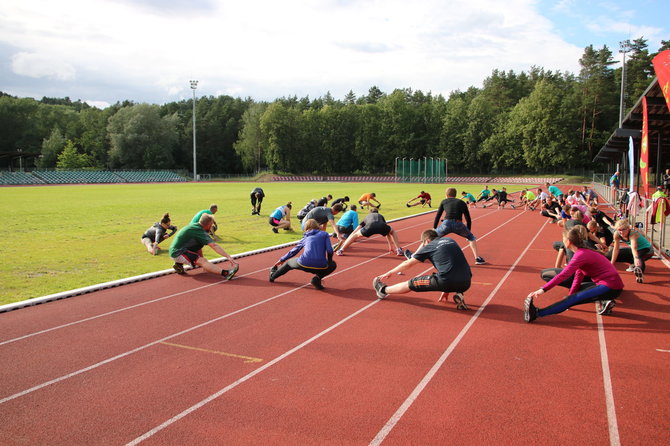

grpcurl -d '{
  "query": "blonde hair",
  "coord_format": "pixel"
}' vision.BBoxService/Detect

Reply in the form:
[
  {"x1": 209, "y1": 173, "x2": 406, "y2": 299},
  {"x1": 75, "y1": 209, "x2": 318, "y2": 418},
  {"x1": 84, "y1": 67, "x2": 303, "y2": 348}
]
[
  {"x1": 303, "y1": 219, "x2": 319, "y2": 231},
  {"x1": 614, "y1": 219, "x2": 630, "y2": 230}
]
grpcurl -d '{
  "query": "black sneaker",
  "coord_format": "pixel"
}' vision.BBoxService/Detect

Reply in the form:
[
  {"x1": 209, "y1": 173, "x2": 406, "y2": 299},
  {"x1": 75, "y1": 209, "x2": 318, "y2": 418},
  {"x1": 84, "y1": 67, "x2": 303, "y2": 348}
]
[
  {"x1": 524, "y1": 297, "x2": 537, "y2": 322},
  {"x1": 406, "y1": 203, "x2": 411, "y2": 208},
  {"x1": 173, "y1": 263, "x2": 186, "y2": 275},
  {"x1": 453, "y1": 293, "x2": 469, "y2": 310},
  {"x1": 269, "y1": 265, "x2": 277, "y2": 282},
  {"x1": 475, "y1": 257, "x2": 486, "y2": 265},
  {"x1": 597, "y1": 300, "x2": 616, "y2": 315},
  {"x1": 404, "y1": 249, "x2": 413, "y2": 260},
  {"x1": 222, "y1": 264, "x2": 239, "y2": 281},
  {"x1": 633, "y1": 267, "x2": 644, "y2": 283},
  {"x1": 372, "y1": 277, "x2": 388, "y2": 299},
  {"x1": 272, "y1": 227, "x2": 279, "y2": 233},
  {"x1": 311, "y1": 276, "x2": 324, "y2": 290},
  {"x1": 511, "y1": 204, "x2": 516, "y2": 209}
]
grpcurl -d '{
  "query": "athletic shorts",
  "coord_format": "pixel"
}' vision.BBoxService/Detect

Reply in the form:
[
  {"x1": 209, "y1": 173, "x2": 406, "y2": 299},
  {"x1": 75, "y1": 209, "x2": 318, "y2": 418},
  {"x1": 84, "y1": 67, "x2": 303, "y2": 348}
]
[
  {"x1": 360, "y1": 221, "x2": 391, "y2": 237},
  {"x1": 435, "y1": 220, "x2": 476, "y2": 241},
  {"x1": 172, "y1": 250, "x2": 202, "y2": 267},
  {"x1": 269, "y1": 217, "x2": 281, "y2": 226},
  {"x1": 409, "y1": 274, "x2": 471, "y2": 293}
]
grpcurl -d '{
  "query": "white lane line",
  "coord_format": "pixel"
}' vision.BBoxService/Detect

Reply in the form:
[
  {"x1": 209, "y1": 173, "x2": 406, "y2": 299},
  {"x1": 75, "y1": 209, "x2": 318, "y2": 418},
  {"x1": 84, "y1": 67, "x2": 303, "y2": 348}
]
[
  {"x1": 369, "y1": 220, "x2": 547, "y2": 446},
  {"x1": 596, "y1": 314, "x2": 621, "y2": 446},
  {"x1": 124, "y1": 299, "x2": 380, "y2": 446}
]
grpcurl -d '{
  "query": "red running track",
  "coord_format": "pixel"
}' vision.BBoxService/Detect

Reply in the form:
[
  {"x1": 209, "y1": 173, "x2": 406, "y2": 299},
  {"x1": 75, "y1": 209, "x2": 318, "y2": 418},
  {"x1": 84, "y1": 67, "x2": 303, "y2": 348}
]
[{"x1": 1, "y1": 209, "x2": 669, "y2": 445}]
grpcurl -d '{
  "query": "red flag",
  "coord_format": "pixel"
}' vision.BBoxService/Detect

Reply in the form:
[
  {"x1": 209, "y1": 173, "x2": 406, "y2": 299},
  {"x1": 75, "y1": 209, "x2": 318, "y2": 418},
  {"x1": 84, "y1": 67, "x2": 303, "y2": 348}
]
[
  {"x1": 653, "y1": 50, "x2": 670, "y2": 113},
  {"x1": 641, "y1": 96, "x2": 649, "y2": 198}
]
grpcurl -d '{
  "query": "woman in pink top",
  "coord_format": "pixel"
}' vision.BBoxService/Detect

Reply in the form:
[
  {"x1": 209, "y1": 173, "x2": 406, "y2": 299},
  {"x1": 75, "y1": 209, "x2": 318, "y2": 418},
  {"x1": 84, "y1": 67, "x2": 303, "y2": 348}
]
[{"x1": 524, "y1": 226, "x2": 624, "y2": 322}]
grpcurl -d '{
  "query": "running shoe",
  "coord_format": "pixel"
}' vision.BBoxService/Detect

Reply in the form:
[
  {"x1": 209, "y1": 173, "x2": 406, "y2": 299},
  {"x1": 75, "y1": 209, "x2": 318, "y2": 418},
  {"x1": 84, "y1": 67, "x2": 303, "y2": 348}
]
[
  {"x1": 269, "y1": 265, "x2": 277, "y2": 282},
  {"x1": 475, "y1": 257, "x2": 486, "y2": 265},
  {"x1": 332, "y1": 241, "x2": 341, "y2": 251},
  {"x1": 625, "y1": 264, "x2": 636, "y2": 272},
  {"x1": 173, "y1": 263, "x2": 186, "y2": 275},
  {"x1": 311, "y1": 276, "x2": 325, "y2": 290},
  {"x1": 406, "y1": 203, "x2": 410, "y2": 208},
  {"x1": 222, "y1": 263, "x2": 239, "y2": 281},
  {"x1": 404, "y1": 249, "x2": 413, "y2": 260},
  {"x1": 372, "y1": 277, "x2": 388, "y2": 300},
  {"x1": 633, "y1": 266, "x2": 644, "y2": 283},
  {"x1": 396, "y1": 247, "x2": 404, "y2": 256},
  {"x1": 272, "y1": 227, "x2": 279, "y2": 233},
  {"x1": 511, "y1": 204, "x2": 516, "y2": 209},
  {"x1": 597, "y1": 300, "x2": 616, "y2": 315},
  {"x1": 524, "y1": 297, "x2": 537, "y2": 322},
  {"x1": 453, "y1": 293, "x2": 469, "y2": 310},
  {"x1": 336, "y1": 249, "x2": 344, "y2": 256}
]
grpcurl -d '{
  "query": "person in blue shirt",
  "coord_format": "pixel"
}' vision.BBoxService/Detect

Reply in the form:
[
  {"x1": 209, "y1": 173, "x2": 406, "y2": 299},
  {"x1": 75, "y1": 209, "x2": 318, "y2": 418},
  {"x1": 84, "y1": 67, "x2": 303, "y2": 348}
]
[
  {"x1": 545, "y1": 182, "x2": 564, "y2": 203},
  {"x1": 334, "y1": 205, "x2": 359, "y2": 238},
  {"x1": 269, "y1": 202, "x2": 292, "y2": 233},
  {"x1": 269, "y1": 219, "x2": 336, "y2": 289}
]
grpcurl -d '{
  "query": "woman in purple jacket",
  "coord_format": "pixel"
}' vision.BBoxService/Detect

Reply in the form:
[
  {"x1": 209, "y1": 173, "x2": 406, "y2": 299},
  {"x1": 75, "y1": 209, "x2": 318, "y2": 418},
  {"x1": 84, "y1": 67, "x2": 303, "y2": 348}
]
[
  {"x1": 269, "y1": 219, "x2": 336, "y2": 290},
  {"x1": 524, "y1": 226, "x2": 624, "y2": 322}
]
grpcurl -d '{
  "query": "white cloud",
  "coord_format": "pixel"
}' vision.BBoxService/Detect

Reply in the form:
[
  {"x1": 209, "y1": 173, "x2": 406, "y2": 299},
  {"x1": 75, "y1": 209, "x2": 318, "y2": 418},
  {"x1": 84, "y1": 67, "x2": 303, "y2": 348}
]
[{"x1": 0, "y1": 0, "x2": 590, "y2": 103}]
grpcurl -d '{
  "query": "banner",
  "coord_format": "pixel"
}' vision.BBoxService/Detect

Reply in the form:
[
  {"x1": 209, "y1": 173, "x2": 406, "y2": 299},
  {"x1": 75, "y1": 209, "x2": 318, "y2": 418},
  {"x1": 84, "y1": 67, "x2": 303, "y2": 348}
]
[
  {"x1": 652, "y1": 50, "x2": 670, "y2": 113},
  {"x1": 628, "y1": 137, "x2": 635, "y2": 193},
  {"x1": 641, "y1": 96, "x2": 649, "y2": 198}
]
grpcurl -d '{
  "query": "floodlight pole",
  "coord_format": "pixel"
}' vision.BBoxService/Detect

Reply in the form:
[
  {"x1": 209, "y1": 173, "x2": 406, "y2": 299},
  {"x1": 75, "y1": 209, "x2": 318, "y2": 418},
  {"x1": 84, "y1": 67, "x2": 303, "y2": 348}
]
[
  {"x1": 618, "y1": 40, "x2": 631, "y2": 128},
  {"x1": 190, "y1": 80, "x2": 199, "y2": 181},
  {"x1": 18, "y1": 148, "x2": 23, "y2": 172}
]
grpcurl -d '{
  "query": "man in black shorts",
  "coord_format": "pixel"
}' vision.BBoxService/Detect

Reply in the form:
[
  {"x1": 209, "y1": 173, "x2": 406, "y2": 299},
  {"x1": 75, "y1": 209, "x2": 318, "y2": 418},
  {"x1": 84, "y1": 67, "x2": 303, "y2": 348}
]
[
  {"x1": 336, "y1": 208, "x2": 403, "y2": 256},
  {"x1": 433, "y1": 187, "x2": 486, "y2": 264},
  {"x1": 372, "y1": 229, "x2": 471, "y2": 309},
  {"x1": 250, "y1": 187, "x2": 265, "y2": 215}
]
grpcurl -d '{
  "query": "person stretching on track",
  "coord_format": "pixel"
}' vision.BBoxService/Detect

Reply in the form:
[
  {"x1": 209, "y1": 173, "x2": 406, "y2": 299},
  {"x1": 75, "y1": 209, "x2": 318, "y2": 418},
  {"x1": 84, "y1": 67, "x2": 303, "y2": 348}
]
[
  {"x1": 269, "y1": 202, "x2": 293, "y2": 233},
  {"x1": 358, "y1": 192, "x2": 381, "y2": 210},
  {"x1": 141, "y1": 212, "x2": 177, "y2": 255},
  {"x1": 269, "y1": 218, "x2": 336, "y2": 290},
  {"x1": 461, "y1": 191, "x2": 477, "y2": 208},
  {"x1": 169, "y1": 213, "x2": 239, "y2": 279},
  {"x1": 433, "y1": 187, "x2": 486, "y2": 265},
  {"x1": 406, "y1": 191, "x2": 432, "y2": 208},
  {"x1": 372, "y1": 229, "x2": 471, "y2": 310},
  {"x1": 336, "y1": 208, "x2": 403, "y2": 256},
  {"x1": 250, "y1": 187, "x2": 265, "y2": 215},
  {"x1": 524, "y1": 226, "x2": 624, "y2": 322}
]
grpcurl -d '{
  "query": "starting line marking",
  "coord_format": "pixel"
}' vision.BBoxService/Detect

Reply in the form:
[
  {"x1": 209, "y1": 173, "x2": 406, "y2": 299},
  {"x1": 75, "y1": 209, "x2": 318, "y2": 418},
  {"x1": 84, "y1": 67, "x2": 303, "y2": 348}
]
[
  {"x1": 657, "y1": 349, "x2": 670, "y2": 353},
  {"x1": 160, "y1": 342, "x2": 263, "y2": 364}
]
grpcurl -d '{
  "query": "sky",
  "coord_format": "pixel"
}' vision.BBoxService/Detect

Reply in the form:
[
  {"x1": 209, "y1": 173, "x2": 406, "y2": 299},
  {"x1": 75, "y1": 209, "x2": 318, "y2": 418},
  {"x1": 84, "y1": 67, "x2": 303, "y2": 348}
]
[{"x1": 0, "y1": 0, "x2": 668, "y2": 108}]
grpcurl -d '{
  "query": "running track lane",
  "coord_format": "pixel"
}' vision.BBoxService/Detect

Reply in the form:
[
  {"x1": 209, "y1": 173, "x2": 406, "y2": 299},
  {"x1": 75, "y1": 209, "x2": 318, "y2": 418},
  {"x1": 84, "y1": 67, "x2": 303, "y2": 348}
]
[{"x1": 0, "y1": 210, "x2": 668, "y2": 445}]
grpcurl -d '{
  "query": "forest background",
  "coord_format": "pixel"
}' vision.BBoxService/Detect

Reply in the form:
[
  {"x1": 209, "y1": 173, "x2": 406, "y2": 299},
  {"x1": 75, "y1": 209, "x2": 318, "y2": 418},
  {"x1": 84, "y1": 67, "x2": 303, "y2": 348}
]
[{"x1": 1, "y1": 38, "x2": 667, "y2": 176}]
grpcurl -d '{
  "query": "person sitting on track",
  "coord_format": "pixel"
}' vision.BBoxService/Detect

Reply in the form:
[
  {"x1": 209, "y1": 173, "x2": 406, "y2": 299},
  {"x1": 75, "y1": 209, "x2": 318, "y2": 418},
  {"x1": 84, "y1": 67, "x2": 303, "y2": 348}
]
[
  {"x1": 141, "y1": 213, "x2": 177, "y2": 255},
  {"x1": 519, "y1": 189, "x2": 538, "y2": 210},
  {"x1": 269, "y1": 218, "x2": 336, "y2": 290},
  {"x1": 331, "y1": 196, "x2": 350, "y2": 211},
  {"x1": 316, "y1": 194, "x2": 333, "y2": 207},
  {"x1": 372, "y1": 229, "x2": 471, "y2": 310},
  {"x1": 269, "y1": 202, "x2": 293, "y2": 233},
  {"x1": 536, "y1": 187, "x2": 550, "y2": 205},
  {"x1": 169, "y1": 213, "x2": 238, "y2": 279},
  {"x1": 460, "y1": 190, "x2": 477, "y2": 208},
  {"x1": 524, "y1": 226, "x2": 624, "y2": 322},
  {"x1": 606, "y1": 219, "x2": 652, "y2": 284},
  {"x1": 434, "y1": 187, "x2": 486, "y2": 265},
  {"x1": 303, "y1": 203, "x2": 344, "y2": 240},
  {"x1": 582, "y1": 185, "x2": 599, "y2": 207},
  {"x1": 192, "y1": 204, "x2": 219, "y2": 238},
  {"x1": 540, "y1": 195, "x2": 562, "y2": 224},
  {"x1": 545, "y1": 182, "x2": 564, "y2": 204},
  {"x1": 336, "y1": 208, "x2": 403, "y2": 256},
  {"x1": 358, "y1": 192, "x2": 381, "y2": 210},
  {"x1": 482, "y1": 188, "x2": 502, "y2": 208},
  {"x1": 493, "y1": 187, "x2": 515, "y2": 209},
  {"x1": 333, "y1": 204, "x2": 358, "y2": 239},
  {"x1": 250, "y1": 187, "x2": 265, "y2": 215},
  {"x1": 406, "y1": 191, "x2": 432, "y2": 208}
]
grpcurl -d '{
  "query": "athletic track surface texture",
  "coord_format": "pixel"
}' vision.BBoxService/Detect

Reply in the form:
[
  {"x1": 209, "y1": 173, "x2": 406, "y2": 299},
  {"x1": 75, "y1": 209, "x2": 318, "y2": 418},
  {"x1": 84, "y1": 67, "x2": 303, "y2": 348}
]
[{"x1": 1, "y1": 208, "x2": 668, "y2": 445}]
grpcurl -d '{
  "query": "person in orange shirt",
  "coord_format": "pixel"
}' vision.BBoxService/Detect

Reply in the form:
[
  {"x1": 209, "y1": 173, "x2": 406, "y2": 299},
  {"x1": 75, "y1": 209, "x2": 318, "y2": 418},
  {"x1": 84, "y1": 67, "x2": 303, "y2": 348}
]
[{"x1": 358, "y1": 192, "x2": 381, "y2": 210}]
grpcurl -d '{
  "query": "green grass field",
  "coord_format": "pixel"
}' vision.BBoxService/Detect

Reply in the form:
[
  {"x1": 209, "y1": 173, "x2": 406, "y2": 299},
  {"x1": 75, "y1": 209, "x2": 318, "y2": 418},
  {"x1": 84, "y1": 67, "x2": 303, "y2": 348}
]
[{"x1": 0, "y1": 181, "x2": 529, "y2": 306}]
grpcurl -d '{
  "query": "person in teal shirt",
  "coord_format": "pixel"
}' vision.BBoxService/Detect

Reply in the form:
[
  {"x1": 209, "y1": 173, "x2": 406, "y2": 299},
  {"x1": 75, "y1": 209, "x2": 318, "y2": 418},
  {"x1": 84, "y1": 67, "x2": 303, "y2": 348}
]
[
  {"x1": 460, "y1": 191, "x2": 477, "y2": 208},
  {"x1": 608, "y1": 219, "x2": 652, "y2": 283},
  {"x1": 335, "y1": 205, "x2": 359, "y2": 238},
  {"x1": 545, "y1": 183, "x2": 564, "y2": 202},
  {"x1": 475, "y1": 186, "x2": 492, "y2": 204}
]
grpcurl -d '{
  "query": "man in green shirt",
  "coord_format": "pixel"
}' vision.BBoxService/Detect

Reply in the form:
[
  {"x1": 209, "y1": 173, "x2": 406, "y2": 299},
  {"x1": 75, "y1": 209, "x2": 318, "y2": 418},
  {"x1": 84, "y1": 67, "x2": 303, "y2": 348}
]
[
  {"x1": 170, "y1": 213, "x2": 238, "y2": 279},
  {"x1": 191, "y1": 204, "x2": 218, "y2": 238}
]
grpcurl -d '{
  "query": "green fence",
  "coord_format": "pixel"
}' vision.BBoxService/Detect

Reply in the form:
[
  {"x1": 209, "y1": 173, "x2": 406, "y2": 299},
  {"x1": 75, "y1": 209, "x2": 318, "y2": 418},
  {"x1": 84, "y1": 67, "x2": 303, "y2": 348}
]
[{"x1": 395, "y1": 158, "x2": 447, "y2": 183}]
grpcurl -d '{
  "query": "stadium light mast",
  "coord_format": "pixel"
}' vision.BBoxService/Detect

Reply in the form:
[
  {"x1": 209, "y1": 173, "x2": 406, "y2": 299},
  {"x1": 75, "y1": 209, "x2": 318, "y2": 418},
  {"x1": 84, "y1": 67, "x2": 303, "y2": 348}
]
[
  {"x1": 190, "y1": 80, "x2": 199, "y2": 181},
  {"x1": 618, "y1": 40, "x2": 631, "y2": 128}
]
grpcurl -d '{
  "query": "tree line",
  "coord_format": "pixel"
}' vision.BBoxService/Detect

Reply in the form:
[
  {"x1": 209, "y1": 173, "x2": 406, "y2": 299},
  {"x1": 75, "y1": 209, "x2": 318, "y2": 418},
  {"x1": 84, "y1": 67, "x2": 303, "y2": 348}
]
[{"x1": 1, "y1": 37, "x2": 667, "y2": 175}]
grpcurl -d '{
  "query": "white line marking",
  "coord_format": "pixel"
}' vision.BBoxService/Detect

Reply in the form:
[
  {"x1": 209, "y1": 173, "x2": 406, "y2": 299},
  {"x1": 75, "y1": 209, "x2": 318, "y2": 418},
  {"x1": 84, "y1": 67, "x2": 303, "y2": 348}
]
[
  {"x1": 657, "y1": 349, "x2": 670, "y2": 353},
  {"x1": 125, "y1": 300, "x2": 380, "y2": 446},
  {"x1": 596, "y1": 314, "x2": 621, "y2": 446},
  {"x1": 369, "y1": 220, "x2": 547, "y2": 446}
]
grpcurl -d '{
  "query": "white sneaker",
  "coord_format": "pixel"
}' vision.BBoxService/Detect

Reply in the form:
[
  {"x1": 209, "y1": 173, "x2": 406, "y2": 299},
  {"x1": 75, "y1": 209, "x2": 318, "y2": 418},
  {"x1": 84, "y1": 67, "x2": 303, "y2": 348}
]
[{"x1": 625, "y1": 264, "x2": 635, "y2": 272}]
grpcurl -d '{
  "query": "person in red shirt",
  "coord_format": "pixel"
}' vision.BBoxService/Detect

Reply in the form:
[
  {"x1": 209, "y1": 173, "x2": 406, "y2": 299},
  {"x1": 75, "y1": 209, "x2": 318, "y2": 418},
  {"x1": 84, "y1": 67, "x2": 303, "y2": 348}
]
[{"x1": 406, "y1": 191, "x2": 432, "y2": 208}]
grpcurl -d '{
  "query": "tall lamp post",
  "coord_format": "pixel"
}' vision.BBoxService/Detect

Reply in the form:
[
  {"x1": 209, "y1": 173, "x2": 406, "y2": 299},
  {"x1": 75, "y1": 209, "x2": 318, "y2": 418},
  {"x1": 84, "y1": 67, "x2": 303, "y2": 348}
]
[
  {"x1": 190, "y1": 80, "x2": 198, "y2": 181},
  {"x1": 618, "y1": 40, "x2": 631, "y2": 128}
]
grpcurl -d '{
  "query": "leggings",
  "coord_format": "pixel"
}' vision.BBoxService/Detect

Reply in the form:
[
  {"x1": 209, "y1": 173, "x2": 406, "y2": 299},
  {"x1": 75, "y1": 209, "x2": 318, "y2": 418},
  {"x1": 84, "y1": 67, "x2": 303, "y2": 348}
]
[
  {"x1": 608, "y1": 247, "x2": 651, "y2": 272},
  {"x1": 272, "y1": 258, "x2": 337, "y2": 280},
  {"x1": 537, "y1": 284, "x2": 622, "y2": 317}
]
